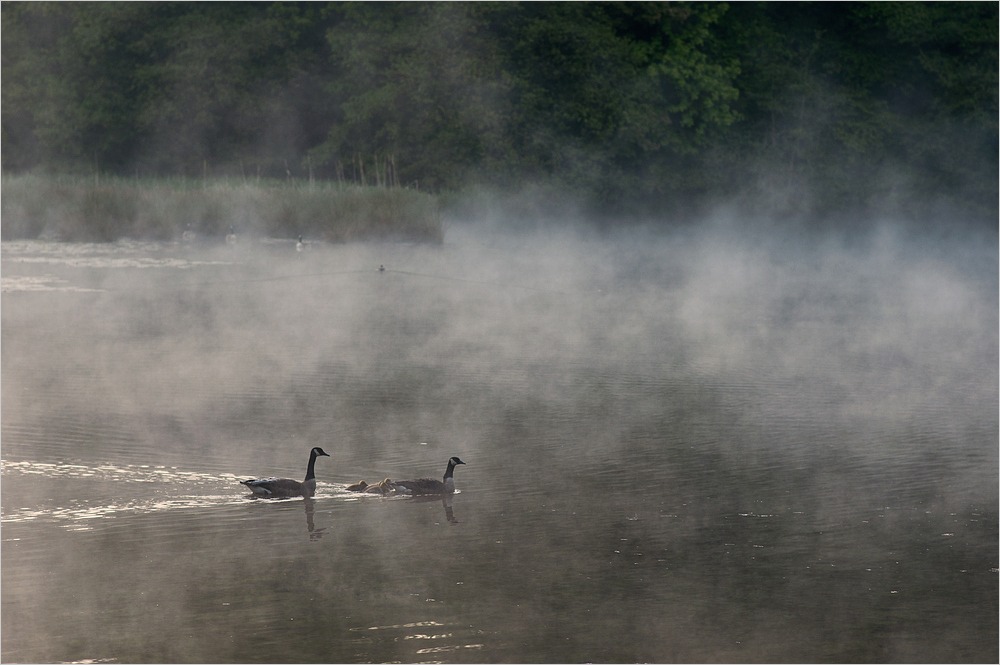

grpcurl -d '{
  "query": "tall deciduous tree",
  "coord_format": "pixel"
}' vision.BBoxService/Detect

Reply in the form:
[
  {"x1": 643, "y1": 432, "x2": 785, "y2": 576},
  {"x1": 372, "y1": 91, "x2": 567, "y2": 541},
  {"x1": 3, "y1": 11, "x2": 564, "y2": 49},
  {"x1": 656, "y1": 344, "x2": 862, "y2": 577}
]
[{"x1": 314, "y1": 2, "x2": 512, "y2": 190}]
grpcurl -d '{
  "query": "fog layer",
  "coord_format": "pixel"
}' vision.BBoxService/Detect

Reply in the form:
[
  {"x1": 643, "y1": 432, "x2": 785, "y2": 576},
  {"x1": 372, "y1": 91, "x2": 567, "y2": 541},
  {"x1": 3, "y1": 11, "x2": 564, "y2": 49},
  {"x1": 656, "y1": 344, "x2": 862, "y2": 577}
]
[
  {"x1": 3, "y1": 217, "x2": 996, "y2": 491},
  {"x1": 2, "y1": 215, "x2": 996, "y2": 662}
]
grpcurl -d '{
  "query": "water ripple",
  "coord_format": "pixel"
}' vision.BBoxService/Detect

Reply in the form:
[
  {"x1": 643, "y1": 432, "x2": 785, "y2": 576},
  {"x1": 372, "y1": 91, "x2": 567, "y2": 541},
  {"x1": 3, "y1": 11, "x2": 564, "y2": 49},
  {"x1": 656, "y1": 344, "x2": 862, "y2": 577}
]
[
  {"x1": 0, "y1": 459, "x2": 353, "y2": 529},
  {"x1": 2, "y1": 239, "x2": 232, "y2": 270},
  {"x1": 1, "y1": 458, "x2": 236, "y2": 485},
  {"x1": 0, "y1": 275, "x2": 105, "y2": 292},
  {"x1": 6, "y1": 256, "x2": 231, "y2": 270}
]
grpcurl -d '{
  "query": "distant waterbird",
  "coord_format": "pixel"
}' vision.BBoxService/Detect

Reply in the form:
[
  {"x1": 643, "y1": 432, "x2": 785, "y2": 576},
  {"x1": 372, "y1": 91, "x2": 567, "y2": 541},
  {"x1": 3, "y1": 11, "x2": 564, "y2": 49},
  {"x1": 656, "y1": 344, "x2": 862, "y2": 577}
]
[
  {"x1": 392, "y1": 457, "x2": 465, "y2": 495},
  {"x1": 296, "y1": 235, "x2": 305, "y2": 252},
  {"x1": 378, "y1": 265, "x2": 386, "y2": 272},
  {"x1": 182, "y1": 224, "x2": 195, "y2": 242},
  {"x1": 226, "y1": 226, "x2": 237, "y2": 245},
  {"x1": 239, "y1": 447, "x2": 330, "y2": 498}
]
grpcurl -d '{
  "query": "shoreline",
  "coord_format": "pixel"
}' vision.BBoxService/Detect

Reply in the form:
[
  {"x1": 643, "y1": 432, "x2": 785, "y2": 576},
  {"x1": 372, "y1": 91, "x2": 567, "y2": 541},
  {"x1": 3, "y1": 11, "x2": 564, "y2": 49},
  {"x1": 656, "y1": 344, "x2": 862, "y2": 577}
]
[{"x1": 1, "y1": 174, "x2": 443, "y2": 244}]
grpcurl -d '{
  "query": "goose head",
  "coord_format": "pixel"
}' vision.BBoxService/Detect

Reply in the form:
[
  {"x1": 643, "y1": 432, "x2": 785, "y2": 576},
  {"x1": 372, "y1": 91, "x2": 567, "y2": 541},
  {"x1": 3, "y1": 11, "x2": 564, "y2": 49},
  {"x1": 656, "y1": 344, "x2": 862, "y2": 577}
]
[
  {"x1": 302, "y1": 446, "x2": 331, "y2": 483},
  {"x1": 441, "y1": 456, "x2": 465, "y2": 492}
]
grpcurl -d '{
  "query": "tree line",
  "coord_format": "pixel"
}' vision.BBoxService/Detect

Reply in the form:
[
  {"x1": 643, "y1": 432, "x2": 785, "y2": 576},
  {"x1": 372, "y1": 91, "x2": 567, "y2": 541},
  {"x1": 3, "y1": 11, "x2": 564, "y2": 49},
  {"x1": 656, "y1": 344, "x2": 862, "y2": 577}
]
[{"x1": 3, "y1": 2, "x2": 997, "y2": 219}]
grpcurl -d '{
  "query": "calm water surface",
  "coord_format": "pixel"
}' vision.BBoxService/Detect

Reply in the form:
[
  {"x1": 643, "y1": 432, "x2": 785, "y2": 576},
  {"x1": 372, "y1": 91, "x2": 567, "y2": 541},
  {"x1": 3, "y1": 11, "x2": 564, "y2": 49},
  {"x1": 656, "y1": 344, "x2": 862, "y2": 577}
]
[{"x1": 2, "y1": 223, "x2": 997, "y2": 663}]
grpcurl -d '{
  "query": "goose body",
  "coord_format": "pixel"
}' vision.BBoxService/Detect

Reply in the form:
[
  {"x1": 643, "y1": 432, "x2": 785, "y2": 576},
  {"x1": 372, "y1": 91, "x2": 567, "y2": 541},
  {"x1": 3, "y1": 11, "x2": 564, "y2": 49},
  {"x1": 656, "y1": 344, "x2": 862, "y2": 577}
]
[
  {"x1": 226, "y1": 226, "x2": 237, "y2": 245},
  {"x1": 240, "y1": 447, "x2": 330, "y2": 498},
  {"x1": 392, "y1": 457, "x2": 465, "y2": 495}
]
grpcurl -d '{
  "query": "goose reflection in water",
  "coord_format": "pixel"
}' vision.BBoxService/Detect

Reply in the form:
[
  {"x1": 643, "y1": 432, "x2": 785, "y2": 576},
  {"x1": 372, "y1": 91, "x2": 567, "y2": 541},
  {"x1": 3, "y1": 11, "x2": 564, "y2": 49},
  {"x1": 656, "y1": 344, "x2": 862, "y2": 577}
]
[
  {"x1": 405, "y1": 493, "x2": 459, "y2": 525},
  {"x1": 345, "y1": 478, "x2": 460, "y2": 523},
  {"x1": 240, "y1": 492, "x2": 329, "y2": 540},
  {"x1": 303, "y1": 497, "x2": 327, "y2": 541}
]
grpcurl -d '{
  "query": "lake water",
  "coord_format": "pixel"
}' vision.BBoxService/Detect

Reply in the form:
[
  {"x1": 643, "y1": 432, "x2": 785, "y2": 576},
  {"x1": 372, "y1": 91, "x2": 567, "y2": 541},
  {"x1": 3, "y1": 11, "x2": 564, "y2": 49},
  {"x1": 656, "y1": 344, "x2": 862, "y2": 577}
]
[{"x1": 2, "y1": 220, "x2": 997, "y2": 663}]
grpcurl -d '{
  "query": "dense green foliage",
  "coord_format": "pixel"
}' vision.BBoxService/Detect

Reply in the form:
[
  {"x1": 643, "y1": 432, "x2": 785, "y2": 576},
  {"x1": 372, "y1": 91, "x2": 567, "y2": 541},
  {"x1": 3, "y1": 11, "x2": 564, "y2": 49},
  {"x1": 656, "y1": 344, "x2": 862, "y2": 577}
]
[{"x1": 3, "y1": 2, "x2": 997, "y2": 221}]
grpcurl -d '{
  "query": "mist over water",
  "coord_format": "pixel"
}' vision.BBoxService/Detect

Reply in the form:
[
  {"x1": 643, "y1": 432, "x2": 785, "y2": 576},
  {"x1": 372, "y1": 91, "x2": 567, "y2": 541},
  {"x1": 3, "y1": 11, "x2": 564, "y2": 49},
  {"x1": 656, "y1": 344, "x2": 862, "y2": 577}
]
[{"x1": 2, "y1": 215, "x2": 997, "y2": 663}]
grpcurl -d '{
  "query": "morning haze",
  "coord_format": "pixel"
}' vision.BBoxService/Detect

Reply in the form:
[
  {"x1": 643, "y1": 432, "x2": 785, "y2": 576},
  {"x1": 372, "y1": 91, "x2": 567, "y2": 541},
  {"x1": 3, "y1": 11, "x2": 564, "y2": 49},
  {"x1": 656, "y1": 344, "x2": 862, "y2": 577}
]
[{"x1": 2, "y1": 3, "x2": 997, "y2": 664}]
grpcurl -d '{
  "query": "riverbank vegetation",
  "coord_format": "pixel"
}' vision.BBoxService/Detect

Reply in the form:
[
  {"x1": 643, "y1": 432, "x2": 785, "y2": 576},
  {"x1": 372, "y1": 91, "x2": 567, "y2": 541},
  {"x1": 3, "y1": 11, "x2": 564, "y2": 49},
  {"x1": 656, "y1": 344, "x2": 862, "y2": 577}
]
[
  {"x1": 3, "y1": 2, "x2": 997, "y2": 233},
  {"x1": 0, "y1": 174, "x2": 442, "y2": 243}
]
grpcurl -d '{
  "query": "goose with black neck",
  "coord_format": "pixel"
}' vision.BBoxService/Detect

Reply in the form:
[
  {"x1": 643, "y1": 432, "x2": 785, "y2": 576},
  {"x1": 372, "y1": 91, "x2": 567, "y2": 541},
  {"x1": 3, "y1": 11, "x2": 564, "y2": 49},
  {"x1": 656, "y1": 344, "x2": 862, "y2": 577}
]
[
  {"x1": 240, "y1": 447, "x2": 330, "y2": 498},
  {"x1": 392, "y1": 457, "x2": 466, "y2": 495}
]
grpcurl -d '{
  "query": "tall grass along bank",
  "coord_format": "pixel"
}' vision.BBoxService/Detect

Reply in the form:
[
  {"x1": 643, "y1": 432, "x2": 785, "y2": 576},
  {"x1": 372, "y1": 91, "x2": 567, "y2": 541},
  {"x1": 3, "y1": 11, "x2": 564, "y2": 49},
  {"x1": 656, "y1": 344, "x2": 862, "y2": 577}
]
[{"x1": 0, "y1": 175, "x2": 443, "y2": 243}]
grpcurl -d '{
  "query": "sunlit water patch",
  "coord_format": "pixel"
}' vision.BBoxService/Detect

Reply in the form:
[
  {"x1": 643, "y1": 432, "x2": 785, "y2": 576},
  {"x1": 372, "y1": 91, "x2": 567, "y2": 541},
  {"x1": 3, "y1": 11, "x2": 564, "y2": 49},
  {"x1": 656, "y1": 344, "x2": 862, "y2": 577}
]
[
  {"x1": 0, "y1": 458, "x2": 370, "y2": 530},
  {"x1": 2, "y1": 239, "x2": 233, "y2": 269},
  {"x1": 1, "y1": 274, "x2": 105, "y2": 292},
  {"x1": 349, "y1": 620, "x2": 485, "y2": 659},
  {"x1": 7, "y1": 255, "x2": 233, "y2": 269}
]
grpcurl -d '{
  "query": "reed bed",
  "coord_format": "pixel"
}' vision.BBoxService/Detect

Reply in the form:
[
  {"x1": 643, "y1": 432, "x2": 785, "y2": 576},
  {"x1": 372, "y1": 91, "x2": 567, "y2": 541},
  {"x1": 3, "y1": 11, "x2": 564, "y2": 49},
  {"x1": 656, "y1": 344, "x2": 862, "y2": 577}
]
[{"x1": 0, "y1": 174, "x2": 443, "y2": 243}]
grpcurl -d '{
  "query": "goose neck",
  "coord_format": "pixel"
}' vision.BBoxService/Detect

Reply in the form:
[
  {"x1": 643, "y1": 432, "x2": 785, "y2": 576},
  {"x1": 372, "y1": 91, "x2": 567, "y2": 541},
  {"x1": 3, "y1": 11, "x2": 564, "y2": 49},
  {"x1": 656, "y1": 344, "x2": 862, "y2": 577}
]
[{"x1": 304, "y1": 451, "x2": 319, "y2": 482}]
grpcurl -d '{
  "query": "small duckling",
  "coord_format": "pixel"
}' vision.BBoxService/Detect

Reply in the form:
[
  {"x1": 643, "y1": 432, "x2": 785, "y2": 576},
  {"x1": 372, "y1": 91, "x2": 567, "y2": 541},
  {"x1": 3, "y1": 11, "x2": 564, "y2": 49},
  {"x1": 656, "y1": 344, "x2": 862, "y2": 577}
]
[
  {"x1": 363, "y1": 478, "x2": 395, "y2": 496},
  {"x1": 346, "y1": 480, "x2": 368, "y2": 492}
]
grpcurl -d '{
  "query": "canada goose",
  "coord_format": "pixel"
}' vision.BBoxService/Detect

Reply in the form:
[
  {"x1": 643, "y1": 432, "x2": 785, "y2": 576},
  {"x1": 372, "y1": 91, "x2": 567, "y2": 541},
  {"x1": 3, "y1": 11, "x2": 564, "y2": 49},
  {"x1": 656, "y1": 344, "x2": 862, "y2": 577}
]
[
  {"x1": 226, "y1": 226, "x2": 237, "y2": 245},
  {"x1": 392, "y1": 457, "x2": 465, "y2": 495},
  {"x1": 240, "y1": 447, "x2": 330, "y2": 498},
  {"x1": 346, "y1": 480, "x2": 369, "y2": 492},
  {"x1": 182, "y1": 224, "x2": 194, "y2": 241},
  {"x1": 363, "y1": 478, "x2": 395, "y2": 496},
  {"x1": 296, "y1": 235, "x2": 305, "y2": 252}
]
